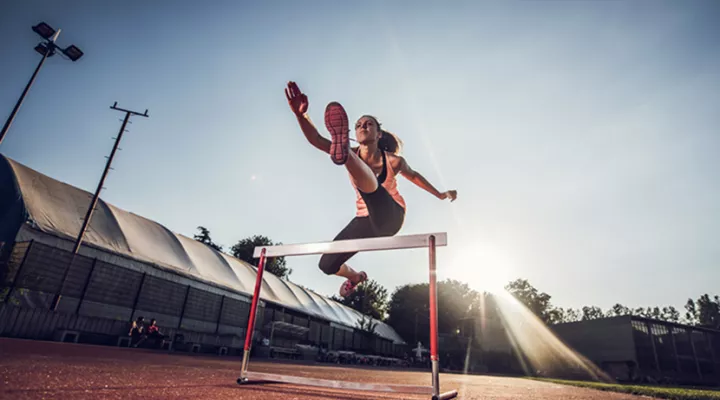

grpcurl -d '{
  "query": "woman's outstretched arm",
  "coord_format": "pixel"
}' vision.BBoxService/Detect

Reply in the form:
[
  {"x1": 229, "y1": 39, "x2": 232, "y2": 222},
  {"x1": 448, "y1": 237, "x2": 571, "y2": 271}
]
[
  {"x1": 286, "y1": 81, "x2": 330, "y2": 154},
  {"x1": 397, "y1": 156, "x2": 457, "y2": 201}
]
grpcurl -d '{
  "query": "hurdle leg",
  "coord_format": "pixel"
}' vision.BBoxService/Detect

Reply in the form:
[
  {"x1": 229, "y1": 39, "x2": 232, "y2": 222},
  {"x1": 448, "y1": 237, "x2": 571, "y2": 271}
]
[
  {"x1": 238, "y1": 248, "x2": 267, "y2": 383},
  {"x1": 428, "y1": 235, "x2": 440, "y2": 398},
  {"x1": 428, "y1": 235, "x2": 459, "y2": 400}
]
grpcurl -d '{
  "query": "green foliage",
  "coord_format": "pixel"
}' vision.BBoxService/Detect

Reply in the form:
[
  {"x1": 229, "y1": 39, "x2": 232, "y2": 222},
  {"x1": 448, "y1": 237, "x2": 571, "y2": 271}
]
[
  {"x1": 330, "y1": 279, "x2": 388, "y2": 320},
  {"x1": 581, "y1": 305, "x2": 604, "y2": 321},
  {"x1": 355, "y1": 315, "x2": 378, "y2": 335},
  {"x1": 386, "y1": 279, "x2": 481, "y2": 344},
  {"x1": 607, "y1": 303, "x2": 632, "y2": 317},
  {"x1": 504, "y1": 279, "x2": 557, "y2": 324},
  {"x1": 193, "y1": 226, "x2": 223, "y2": 252},
  {"x1": 551, "y1": 307, "x2": 581, "y2": 323},
  {"x1": 386, "y1": 282, "x2": 429, "y2": 344},
  {"x1": 685, "y1": 294, "x2": 720, "y2": 328},
  {"x1": 231, "y1": 235, "x2": 292, "y2": 279}
]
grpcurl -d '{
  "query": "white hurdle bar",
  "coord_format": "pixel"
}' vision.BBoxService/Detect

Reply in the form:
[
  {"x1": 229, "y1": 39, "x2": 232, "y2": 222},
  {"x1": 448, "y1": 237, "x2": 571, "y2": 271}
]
[
  {"x1": 237, "y1": 233, "x2": 458, "y2": 400},
  {"x1": 252, "y1": 232, "x2": 448, "y2": 258}
]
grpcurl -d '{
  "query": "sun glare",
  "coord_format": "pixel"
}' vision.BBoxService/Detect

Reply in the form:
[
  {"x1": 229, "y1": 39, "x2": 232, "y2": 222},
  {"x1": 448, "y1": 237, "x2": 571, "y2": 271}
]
[
  {"x1": 446, "y1": 243, "x2": 514, "y2": 294},
  {"x1": 491, "y1": 289, "x2": 613, "y2": 382}
]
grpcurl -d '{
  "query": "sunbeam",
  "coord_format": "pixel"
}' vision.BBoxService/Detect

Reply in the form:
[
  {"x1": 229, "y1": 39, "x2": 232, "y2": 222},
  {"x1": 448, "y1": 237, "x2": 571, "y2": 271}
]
[{"x1": 490, "y1": 290, "x2": 614, "y2": 382}]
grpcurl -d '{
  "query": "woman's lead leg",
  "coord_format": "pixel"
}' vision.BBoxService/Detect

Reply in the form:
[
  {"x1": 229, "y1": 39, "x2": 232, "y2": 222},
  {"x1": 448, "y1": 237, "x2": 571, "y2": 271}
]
[{"x1": 325, "y1": 102, "x2": 378, "y2": 194}]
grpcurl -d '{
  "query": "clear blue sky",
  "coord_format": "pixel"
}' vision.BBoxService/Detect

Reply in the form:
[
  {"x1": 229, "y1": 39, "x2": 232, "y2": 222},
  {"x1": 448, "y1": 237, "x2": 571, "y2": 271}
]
[{"x1": 1, "y1": 0, "x2": 718, "y2": 314}]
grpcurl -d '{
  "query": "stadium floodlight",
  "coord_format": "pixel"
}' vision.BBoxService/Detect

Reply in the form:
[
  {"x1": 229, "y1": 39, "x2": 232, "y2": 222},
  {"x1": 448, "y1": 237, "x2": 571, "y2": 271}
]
[
  {"x1": 34, "y1": 43, "x2": 52, "y2": 57},
  {"x1": 32, "y1": 22, "x2": 56, "y2": 39},
  {"x1": 0, "y1": 22, "x2": 84, "y2": 146},
  {"x1": 62, "y1": 45, "x2": 84, "y2": 62}
]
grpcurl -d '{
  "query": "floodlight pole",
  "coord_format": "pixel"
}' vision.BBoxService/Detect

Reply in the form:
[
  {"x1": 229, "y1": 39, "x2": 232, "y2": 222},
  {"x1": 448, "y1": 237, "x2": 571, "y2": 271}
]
[
  {"x1": 0, "y1": 31, "x2": 60, "y2": 147},
  {"x1": 51, "y1": 103, "x2": 149, "y2": 311}
]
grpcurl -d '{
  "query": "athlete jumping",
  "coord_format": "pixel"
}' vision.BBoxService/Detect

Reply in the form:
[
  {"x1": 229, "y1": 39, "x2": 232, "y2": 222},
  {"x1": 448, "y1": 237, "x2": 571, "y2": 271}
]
[{"x1": 285, "y1": 81, "x2": 457, "y2": 298}]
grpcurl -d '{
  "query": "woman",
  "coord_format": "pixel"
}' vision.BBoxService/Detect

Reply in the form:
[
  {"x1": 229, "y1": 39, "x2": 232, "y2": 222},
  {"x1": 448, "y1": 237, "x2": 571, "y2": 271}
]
[{"x1": 285, "y1": 81, "x2": 457, "y2": 297}]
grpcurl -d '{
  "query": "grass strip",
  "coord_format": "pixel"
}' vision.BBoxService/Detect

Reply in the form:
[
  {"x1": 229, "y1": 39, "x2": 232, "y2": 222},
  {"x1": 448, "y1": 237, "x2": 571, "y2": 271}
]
[{"x1": 529, "y1": 377, "x2": 720, "y2": 400}]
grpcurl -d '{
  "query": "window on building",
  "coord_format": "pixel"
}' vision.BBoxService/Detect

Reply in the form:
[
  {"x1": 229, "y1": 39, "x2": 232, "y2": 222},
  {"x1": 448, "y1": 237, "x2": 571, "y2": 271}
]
[{"x1": 632, "y1": 320, "x2": 656, "y2": 370}]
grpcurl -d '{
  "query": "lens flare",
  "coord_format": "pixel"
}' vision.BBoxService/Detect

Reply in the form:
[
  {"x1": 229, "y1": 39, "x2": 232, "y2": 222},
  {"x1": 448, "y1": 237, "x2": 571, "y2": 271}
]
[
  {"x1": 446, "y1": 244, "x2": 513, "y2": 294},
  {"x1": 490, "y1": 290, "x2": 613, "y2": 382}
]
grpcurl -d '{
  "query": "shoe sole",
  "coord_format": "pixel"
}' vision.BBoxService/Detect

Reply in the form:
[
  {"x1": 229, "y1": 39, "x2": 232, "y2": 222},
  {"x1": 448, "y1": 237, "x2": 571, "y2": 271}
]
[
  {"x1": 339, "y1": 271, "x2": 367, "y2": 297},
  {"x1": 324, "y1": 102, "x2": 350, "y2": 165}
]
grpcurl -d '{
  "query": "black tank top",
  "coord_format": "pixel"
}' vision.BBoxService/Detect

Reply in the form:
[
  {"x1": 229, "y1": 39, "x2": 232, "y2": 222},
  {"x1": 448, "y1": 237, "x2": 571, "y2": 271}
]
[{"x1": 354, "y1": 148, "x2": 387, "y2": 184}]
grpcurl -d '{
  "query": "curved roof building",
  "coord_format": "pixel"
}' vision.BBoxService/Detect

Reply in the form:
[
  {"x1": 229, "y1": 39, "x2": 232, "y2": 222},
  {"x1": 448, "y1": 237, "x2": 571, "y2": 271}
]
[{"x1": 0, "y1": 154, "x2": 404, "y2": 344}]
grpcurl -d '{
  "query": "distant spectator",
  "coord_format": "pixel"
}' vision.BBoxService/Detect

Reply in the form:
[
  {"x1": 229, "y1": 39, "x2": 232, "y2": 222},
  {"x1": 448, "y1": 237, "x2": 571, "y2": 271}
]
[
  {"x1": 129, "y1": 316, "x2": 146, "y2": 347},
  {"x1": 146, "y1": 318, "x2": 165, "y2": 347}
]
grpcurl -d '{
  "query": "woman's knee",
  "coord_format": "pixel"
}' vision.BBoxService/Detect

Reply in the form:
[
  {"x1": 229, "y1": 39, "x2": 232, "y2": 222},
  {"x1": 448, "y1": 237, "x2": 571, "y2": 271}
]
[{"x1": 318, "y1": 255, "x2": 341, "y2": 275}]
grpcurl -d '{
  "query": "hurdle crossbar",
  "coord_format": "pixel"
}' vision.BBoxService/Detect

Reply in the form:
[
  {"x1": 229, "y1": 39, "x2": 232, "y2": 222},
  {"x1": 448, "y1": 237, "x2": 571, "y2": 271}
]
[
  {"x1": 244, "y1": 371, "x2": 432, "y2": 394},
  {"x1": 237, "y1": 233, "x2": 458, "y2": 400},
  {"x1": 252, "y1": 232, "x2": 447, "y2": 258}
]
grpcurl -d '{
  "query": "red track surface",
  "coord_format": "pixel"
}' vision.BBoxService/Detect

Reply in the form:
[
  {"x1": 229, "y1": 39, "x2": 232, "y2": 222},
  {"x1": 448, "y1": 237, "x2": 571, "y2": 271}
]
[{"x1": 0, "y1": 338, "x2": 652, "y2": 399}]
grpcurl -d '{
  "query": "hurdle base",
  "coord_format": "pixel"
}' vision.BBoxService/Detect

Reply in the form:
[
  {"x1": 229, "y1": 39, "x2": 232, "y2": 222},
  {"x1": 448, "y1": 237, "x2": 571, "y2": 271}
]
[
  {"x1": 435, "y1": 389, "x2": 459, "y2": 400},
  {"x1": 238, "y1": 371, "x2": 435, "y2": 395}
]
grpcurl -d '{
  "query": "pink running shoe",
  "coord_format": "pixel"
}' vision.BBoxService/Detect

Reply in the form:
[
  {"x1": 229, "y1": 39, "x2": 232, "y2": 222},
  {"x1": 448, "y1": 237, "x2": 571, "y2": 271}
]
[
  {"x1": 324, "y1": 101, "x2": 350, "y2": 165},
  {"x1": 339, "y1": 271, "x2": 367, "y2": 298}
]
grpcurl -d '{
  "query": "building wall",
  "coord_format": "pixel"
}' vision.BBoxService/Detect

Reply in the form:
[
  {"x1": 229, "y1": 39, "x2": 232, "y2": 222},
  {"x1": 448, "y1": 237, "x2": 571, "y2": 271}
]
[
  {"x1": 631, "y1": 317, "x2": 720, "y2": 385},
  {"x1": 553, "y1": 316, "x2": 720, "y2": 385},
  {"x1": 553, "y1": 316, "x2": 637, "y2": 365}
]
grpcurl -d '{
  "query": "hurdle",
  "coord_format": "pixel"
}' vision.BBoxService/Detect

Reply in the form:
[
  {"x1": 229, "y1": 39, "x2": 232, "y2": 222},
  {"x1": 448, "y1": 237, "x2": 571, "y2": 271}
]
[{"x1": 236, "y1": 232, "x2": 458, "y2": 400}]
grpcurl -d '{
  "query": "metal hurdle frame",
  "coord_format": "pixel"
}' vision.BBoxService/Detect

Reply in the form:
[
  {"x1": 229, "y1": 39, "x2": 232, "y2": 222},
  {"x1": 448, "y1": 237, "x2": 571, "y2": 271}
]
[{"x1": 236, "y1": 232, "x2": 458, "y2": 400}]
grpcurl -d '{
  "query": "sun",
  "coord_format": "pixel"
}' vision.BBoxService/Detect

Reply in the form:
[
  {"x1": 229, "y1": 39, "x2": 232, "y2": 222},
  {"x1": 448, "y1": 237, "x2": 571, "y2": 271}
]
[{"x1": 444, "y1": 242, "x2": 514, "y2": 294}]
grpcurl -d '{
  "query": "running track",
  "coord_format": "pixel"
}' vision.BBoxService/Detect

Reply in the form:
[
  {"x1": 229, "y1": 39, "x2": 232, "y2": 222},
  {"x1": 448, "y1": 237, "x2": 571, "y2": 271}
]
[{"x1": 0, "y1": 338, "x2": 654, "y2": 399}]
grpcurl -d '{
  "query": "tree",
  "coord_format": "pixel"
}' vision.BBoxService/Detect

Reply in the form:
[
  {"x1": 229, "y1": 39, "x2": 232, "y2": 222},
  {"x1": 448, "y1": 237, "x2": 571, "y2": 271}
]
[
  {"x1": 438, "y1": 279, "x2": 481, "y2": 329},
  {"x1": 625, "y1": 306, "x2": 678, "y2": 322},
  {"x1": 685, "y1": 300, "x2": 698, "y2": 325},
  {"x1": 661, "y1": 306, "x2": 680, "y2": 322},
  {"x1": 581, "y1": 306, "x2": 605, "y2": 321},
  {"x1": 606, "y1": 303, "x2": 632, "y2": 317},
  {"x1": 551, "y1": 307, "x2": 581, "y2": 324},
  {"x1": 193, "y1": 226, "x2": 223, "y2": 252},
  {"x1": 386, "y1": 283, "x2": 430, "y2": 345},
  {"x1": 355, "y1": 315, "x2": 378, "y2": 352},
  {"x1": 633, "y1": 307, "x2": 651, "y2": 319},
  {"x1": 330, "y1": 279, "x2": 388, "y2": 320},
  {"x1": 685, "y1": 294, "x2": 720, "y2": 328},
  {"x1": 504, "y1": 279, "x2": 556, "y2": 324},
  {"x1": 231, "y1": 235, "x2": 291, "y2": 279},
  {"x1": 356, "y1": 315, "x2": 378, "y2": 335},
  {"x1": 386, "y1": 279, "x2": 481, "y2": 344}
]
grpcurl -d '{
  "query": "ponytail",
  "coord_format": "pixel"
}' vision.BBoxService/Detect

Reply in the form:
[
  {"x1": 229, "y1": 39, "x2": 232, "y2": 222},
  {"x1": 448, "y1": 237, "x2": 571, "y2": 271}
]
[
  {"x1": 378, "y1": 130, "x2": 403, "y2": 155},
  {"x1": 361, "y1": 115, "x2": 403, "y2": 155}
]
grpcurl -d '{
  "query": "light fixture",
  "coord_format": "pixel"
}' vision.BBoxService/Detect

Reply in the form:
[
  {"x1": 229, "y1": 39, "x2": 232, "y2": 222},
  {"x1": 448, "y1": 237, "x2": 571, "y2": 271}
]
[
  {"x1": 62, "y1": 45, "x2": 84, "y2": 62},
  {"x1": 32, "y1": 22, "x2": 56, "y2": 40},
  {"x1": 34, "y1": 43, "x2": 52, "y2": 57}
]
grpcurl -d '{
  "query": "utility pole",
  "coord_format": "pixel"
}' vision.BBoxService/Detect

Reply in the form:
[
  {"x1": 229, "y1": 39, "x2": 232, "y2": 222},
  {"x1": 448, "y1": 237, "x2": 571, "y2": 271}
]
[{"x1": 51, "y1": 102, "x2": 149, "y2": 311}]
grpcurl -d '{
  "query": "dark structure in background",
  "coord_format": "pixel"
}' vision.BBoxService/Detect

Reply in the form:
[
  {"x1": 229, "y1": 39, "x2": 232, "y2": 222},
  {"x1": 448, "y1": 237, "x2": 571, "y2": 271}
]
[
  {"x1": 0, "y1": 154, "x2": 403, "y2": 358},
  {"x1": 553, "y1": 315, "x2": 720, "y2": 385}
]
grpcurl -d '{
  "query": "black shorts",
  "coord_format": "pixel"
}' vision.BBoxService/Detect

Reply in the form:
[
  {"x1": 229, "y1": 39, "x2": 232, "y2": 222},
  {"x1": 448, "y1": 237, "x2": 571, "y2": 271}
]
[{"x1": 318, "y1": 185, "x2": 405, "y2": 275}]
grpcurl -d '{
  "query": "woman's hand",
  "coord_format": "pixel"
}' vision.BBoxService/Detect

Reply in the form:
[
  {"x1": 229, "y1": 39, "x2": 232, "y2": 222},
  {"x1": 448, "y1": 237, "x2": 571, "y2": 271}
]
[
  {"x1": 285, "y1": 81, "x2": 309, "y2": 116},
  {"x1": 440, "y1": 190, "x2": 457, "y2": 202}
]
